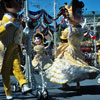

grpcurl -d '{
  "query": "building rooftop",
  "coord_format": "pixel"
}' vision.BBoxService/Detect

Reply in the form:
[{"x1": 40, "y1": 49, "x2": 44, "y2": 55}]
[{"x1": 83, "y1": 11, "x2": 100, "y2": 17}]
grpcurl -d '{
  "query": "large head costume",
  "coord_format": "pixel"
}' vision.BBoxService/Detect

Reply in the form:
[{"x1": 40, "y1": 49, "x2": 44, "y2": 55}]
[
  {"x1": 57, "y1": 0, "x2": 84, "y2": 24},
  {"x1": 33, "y1": 32, "x2": 44, "y2": 45},
  {"x1": 0, "y1": 0, "x2": 24, "y2": 19}
]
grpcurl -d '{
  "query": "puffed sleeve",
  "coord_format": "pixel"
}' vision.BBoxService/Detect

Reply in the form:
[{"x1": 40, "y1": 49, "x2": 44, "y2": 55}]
[{"x1": 0, "y1": 20, "x2": 7, "y2": 37}]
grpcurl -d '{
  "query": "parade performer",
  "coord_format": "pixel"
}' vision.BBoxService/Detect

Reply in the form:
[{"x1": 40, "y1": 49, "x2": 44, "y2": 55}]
[
  {"x1": 46, "y1": 0, "x2": 100, "y2": 88},
  {"x1": 96, "y1": 43, "x2": 100, "y2": 66},
  {"x1": 32, "y1": 32, "x2": 52, "y2": 72},
  {"x1": 55, "y1": 30, "x2": 68, "y2": 58},
  {"x1": 0, "y1": 0, "x2": 32, "y2": 99}
]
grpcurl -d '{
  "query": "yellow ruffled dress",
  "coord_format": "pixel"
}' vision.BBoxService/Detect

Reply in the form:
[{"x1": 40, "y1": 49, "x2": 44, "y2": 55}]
[
  {"x1": 46, "y1": 26, "x2": 100, "y2": 84},
  {"x1": 32, "y1": 45, "x2": 52, "y2": 71}
]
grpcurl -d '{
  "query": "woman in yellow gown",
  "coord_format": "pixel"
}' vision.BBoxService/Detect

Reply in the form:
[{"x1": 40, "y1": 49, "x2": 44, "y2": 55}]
[{"x1": 46, "y1": 0, "x2": 100, "y2": 87}]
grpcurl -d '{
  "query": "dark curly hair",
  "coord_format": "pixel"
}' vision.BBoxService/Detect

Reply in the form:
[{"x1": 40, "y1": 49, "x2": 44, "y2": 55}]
[
  {"x1": 34, "y1": 34, "x2": 43, "y2": 40},
  {"x1": 71, "y1": 0, "x2": 84, "y2": 17}
]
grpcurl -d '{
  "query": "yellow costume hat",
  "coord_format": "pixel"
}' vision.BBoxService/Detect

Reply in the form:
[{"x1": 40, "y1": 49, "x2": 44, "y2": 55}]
[
  {"x1": 33, "y1": 32, "x2": 44, "y2": 43},
  {"x1": 60, "y1": 29, "x2": 68, "y2": 40}
]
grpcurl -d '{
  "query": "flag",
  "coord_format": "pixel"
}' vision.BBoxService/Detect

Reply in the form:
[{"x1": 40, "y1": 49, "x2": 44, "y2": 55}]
[
  {"x1": 89, "y1": 31, "x2": 96, "y2": 40},
  {"x1": 83, "y1": 31, "x2": 89, "y2": 37}
]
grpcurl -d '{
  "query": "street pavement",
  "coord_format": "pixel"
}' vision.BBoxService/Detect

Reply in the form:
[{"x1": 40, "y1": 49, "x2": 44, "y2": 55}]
[{"x1": 0, "y1": 73, "x2": 100, "y2": 100}]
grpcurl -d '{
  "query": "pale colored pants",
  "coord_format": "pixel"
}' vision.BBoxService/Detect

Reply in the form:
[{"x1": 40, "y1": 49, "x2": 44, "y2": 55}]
[{"x1": 1, "y1": 44, "x2": 28, "y2": 96}]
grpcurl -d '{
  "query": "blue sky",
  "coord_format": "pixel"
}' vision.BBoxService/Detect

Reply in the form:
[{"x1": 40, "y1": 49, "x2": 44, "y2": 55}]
[
  {"x1": 29, "y1": 0, "x2": 100, "y2": 16},
  {"x1": 82, "y1": 0, "x2": 100, "y2": 11}
]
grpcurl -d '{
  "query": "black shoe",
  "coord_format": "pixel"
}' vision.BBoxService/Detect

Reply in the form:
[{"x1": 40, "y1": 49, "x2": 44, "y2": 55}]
[{"x1": 62, "y1": 83, "x2": 70, "y2": 88}]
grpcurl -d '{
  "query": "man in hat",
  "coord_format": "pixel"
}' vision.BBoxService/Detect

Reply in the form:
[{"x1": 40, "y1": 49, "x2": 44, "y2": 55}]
[
  {"x1": 0, "y1": 0, "x2": 32, "y2": 99},
  {"x1": 55, "y1": 30, "x2": 68, "y2": 58}
]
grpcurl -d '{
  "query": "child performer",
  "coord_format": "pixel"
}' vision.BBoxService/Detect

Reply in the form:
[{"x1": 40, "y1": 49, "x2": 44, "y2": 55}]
[{"x1": 32, "y1": 32, "x2": 52, "y2": 72}]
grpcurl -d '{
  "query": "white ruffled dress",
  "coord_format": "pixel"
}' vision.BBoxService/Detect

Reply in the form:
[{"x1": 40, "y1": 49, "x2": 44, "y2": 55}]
[{"x1": 46, "y1": 26, "x2": 100, "y2": 84}]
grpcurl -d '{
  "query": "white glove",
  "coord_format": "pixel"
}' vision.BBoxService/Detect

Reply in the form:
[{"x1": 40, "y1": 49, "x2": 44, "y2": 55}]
[
  {"x1": 23, "y1": 24, "x2": 30, "y2": 35},
  {"x1": 82, "y1": 18, "x2": 87, "y2": 29},
  {"x1": 4, "y1": 21, "x2": 15, "y2": 28}
]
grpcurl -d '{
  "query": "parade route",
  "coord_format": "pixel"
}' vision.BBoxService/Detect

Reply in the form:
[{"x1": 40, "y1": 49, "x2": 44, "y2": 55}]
[
  {"x1": 0, "y1": 0, "x2": 100, "y2": 100},
  {"x1": 0, "y1": 74, "x2": 100, "y2": 100}
]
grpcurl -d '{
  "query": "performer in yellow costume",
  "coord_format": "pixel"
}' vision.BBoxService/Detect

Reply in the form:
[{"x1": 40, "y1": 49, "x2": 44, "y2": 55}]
[
  {"x1": 32, "y1": 32, "x2": 52, "y2": 71},
  {"x1": 0, "y1": 0, "x2": 32, "y2": 99},
  {"x1": 46, "y1": 0, "x2": 100, "y2": 88},
  {"x1": 96, "y1": 43, "x2": 100, "y2": 66},
  {"x1": 55, "y1": 30, "x2": 68, "y2": 58}
]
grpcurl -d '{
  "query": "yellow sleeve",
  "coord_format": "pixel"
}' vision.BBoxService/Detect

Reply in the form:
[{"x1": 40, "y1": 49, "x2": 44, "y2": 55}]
[
  {"x1": 0, "y1": 14, "x2": 15, "y2": 37},
  {"x1": 0, "y1": 25, "x2": 6, "y2": 37}
]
